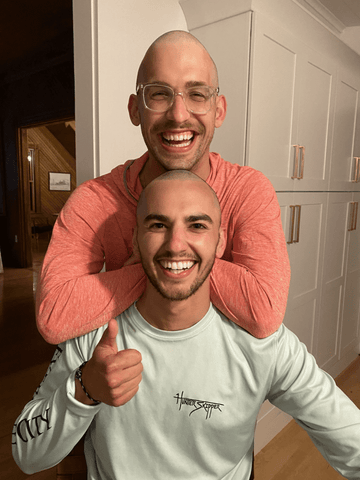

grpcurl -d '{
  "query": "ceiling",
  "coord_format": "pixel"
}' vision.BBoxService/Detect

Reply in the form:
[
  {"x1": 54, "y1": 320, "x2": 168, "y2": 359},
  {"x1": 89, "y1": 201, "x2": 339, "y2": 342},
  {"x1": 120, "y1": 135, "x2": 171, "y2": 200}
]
[
  {"x1": 0, "y1": 0, "x2": 359, "y2": 78},
  {"x1": 0, "y1": 0, "x2": 73, "y2": 78}
]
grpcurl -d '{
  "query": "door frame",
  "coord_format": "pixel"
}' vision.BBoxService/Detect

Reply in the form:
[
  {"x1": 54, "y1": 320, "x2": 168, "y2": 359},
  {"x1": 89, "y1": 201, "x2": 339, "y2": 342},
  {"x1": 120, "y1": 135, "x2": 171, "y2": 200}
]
[{"x1": 17, "y1": 116, "x2": 75, "y2": 267}]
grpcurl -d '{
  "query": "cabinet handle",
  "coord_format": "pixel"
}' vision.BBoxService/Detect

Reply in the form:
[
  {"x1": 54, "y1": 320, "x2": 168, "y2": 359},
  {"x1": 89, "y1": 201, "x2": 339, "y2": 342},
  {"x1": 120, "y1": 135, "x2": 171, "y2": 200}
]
[
  {"x1": 292, "y1": 145, "x2": 299, "y2": 179},
  {"x1": 354, "y1": 202, "x2": 359, "y2": 230},
  {"x1": 349, "y1": 202, "x2": 356, "y2": 231},
  {"x1": 287, "y1": 205, "x2": 296, "y2": 244},
  {"x1": 294, "y1": 205, "x2": 301, "y2": 243},
  {"x1": 352, "y1": 157, "x2": 360, "y2": 183},
  {"x1": 299, "y1": 146, "x2": 305, "y2": 179},
  {"x1": 291, "y1": 145, "x2": 305, "y2": 179}
]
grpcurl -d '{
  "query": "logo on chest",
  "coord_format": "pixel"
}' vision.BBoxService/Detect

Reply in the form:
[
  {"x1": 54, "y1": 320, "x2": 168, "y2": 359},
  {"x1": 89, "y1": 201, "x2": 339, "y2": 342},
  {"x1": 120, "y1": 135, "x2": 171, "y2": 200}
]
[{"x1": 174, "y1": 391, "x2": 224, "y2": 420}]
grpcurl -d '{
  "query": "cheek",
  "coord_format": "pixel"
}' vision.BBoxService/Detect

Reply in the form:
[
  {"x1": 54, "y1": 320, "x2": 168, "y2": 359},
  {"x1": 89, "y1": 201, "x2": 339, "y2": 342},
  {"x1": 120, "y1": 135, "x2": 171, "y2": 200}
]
[
  {"x1": 138, "y1": 234, "x2": 163, "y2": 258},
  {"x1": 191, "y1": 235, "x2": 218, "y2": 257}
]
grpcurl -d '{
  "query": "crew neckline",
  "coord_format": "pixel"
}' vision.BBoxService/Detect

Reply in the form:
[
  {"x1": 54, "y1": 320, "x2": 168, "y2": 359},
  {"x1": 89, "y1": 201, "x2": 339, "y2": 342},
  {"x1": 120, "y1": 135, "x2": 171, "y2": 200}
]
[{"x1": 124, "y1": 303, "x2": 216, "y2": 342}]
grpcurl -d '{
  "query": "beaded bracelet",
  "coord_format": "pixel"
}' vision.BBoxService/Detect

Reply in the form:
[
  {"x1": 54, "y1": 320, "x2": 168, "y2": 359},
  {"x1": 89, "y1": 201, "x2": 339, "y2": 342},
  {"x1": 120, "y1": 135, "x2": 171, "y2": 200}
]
[{"x1": 75, "y1": 361, "x2": 101, "y2": 405}]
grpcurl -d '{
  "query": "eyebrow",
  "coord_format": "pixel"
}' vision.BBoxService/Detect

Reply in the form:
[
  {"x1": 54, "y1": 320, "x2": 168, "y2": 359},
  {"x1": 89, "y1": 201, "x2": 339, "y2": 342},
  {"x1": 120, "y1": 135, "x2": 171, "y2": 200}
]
[
  {"x1": 147, "y1": 81, "x2": 209, "y2": 88},
  {"x1": 143, "y1": 213, "x2": 213, "y2": 224},
  {"x1": 144, "y1": 214, "x2": 169, "y2": 223},
  {"x1": 187, "y1": 214, "x2": 213, "y2": 224}
]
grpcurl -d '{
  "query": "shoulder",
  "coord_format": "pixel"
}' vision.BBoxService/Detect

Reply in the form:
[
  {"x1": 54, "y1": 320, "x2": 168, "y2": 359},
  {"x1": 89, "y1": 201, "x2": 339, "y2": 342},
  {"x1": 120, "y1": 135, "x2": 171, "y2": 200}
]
[
  {"x1": 76, "y1": 162, "x2": 129, "y2": 196},
  {"x1": 62, "y1": 161, "x2": 135, "y2": 214},
  {"x1": 216, "y1": 309, "x2": 280, "y2": 372},
  {"x1": 209, "y1": 153, "x2": 275, "y2": 200}
]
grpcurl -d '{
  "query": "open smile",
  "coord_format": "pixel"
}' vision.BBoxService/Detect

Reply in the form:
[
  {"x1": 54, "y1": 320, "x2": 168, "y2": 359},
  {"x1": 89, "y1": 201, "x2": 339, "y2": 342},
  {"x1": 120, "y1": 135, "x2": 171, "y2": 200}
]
[
  {"x1": 160, "y1": 130, "x2": 196, "y2": 149},
  {"x1": 158, "y1": 259, "x2": 197, "y2": 276}
]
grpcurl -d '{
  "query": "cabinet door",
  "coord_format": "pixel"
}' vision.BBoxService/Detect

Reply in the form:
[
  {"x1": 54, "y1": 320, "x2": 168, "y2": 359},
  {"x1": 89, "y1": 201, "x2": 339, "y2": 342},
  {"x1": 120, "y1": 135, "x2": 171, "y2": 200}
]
[
  {"x1": 191, "y1": 12, "x2": 252, "y2": 166},
  {"x1": 277, "y1": 193, "x2": 327, "y2": 353},
  {"x1": 316, "y1": 193, "x2": 351, "y2": 371},
  {"x1": 294, "y1": 49, "x2": 335, "y2": 191},
  {"x1": 341, "y1": 192, "x2": 360, "y2": 356},
  {"x1": 247, "y1": 15, "x2": 335, "y2": 192},
  {"x1": 330, "y1": 68, "x2": 360, "y2": 191},
  {"x1": 247, "y1": 15, "x2": 300, "y2": 191}
]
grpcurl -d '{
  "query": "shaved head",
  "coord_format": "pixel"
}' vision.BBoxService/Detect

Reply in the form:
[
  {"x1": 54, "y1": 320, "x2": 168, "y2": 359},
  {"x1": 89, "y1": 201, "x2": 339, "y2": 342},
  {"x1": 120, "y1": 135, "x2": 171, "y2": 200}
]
[
  {"x1": 137, "y1": 170, "x2": 221, "y2": 225},
  {"x1": 137, "y1": 30, "x2": 219, "y2": 88}
]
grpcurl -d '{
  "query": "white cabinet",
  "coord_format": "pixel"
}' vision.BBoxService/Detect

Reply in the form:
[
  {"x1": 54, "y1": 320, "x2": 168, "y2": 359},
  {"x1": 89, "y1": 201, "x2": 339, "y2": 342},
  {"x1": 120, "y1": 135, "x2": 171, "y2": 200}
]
[
  {"x1": 183, "y1": 0, "x2": 360, "y2": 453},
  {"x1": 277, "y1": 193, "x2": 327, "y2": 353},
  {"x1": 247, "y1": 14, "x2": 335, "y2": 192},
  {"x1": 315, "y1": 193, "x2": 352, "y2": 372},
  {"x1": 192, "y1": 13, "x2": 252, "y2": 167},
  {"x1": 341, "y1": 192, "x2": 360, "y2": 358},
  {"x1": 329, "y1": 68, "x2": 360, "y2": 191},
  {"x1": 247, "y1": 16, "x2": 298, "y2": 191}
]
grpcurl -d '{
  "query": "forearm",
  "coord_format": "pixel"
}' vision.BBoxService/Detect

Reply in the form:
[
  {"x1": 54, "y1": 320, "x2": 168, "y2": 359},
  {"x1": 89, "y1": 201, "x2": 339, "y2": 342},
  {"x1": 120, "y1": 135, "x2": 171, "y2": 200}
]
[
  {"x1": 37, "y1": 264, "x2": 146, "y2": 344},
  {"x1": 210, "y1": 169, "x2": 291, "y2": 338},
  {"x1": 210, "y1": 252, "x2": 290, "y2": 338},
  {"x1": 12, "y1": 375, "x2": 100, "y2": 474}
]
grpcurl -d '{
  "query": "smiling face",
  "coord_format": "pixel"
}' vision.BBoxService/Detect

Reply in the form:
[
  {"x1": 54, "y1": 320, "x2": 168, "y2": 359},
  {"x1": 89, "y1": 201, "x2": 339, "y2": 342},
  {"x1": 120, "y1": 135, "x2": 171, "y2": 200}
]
[
  {"x1": 135, "y1": 174, "x2": 224, "y2": 303},
  {"x1": 128, "y1": 32, "x2": 227, "y2": 184}
]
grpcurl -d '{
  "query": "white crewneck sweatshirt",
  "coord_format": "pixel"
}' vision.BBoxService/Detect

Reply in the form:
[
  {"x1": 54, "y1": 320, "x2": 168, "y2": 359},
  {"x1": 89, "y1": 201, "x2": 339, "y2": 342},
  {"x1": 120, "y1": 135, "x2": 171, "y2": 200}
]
[{"x1": 13, "y1": 304, "x2": 360, "y2": 479}]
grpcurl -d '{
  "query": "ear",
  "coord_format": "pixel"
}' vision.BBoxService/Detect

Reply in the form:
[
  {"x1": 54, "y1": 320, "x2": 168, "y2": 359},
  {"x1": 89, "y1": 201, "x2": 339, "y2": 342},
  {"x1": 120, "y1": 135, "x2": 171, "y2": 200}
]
[
  {"x1": 214, "y1": 94, "x2": 227, "y2": 128},
  {"x1": 215, "y1": 227, "x2": 226, "y2": 258},
  {"x1": 128, "y1": 94, "x2": 141, "y2": 126}
]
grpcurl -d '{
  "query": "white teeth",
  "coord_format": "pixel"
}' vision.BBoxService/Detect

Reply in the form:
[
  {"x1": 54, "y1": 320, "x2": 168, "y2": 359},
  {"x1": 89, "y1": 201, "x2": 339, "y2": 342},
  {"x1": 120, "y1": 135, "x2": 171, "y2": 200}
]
[
  {"x1": 171, "y1": 140, "x2": 191, "y2": 148},
  {"x1": 160, "y1": 260, "x2": 195, "y2": 271},
  {"x1": 163, "y1": 132, "x2": 194, "y2": 142}
]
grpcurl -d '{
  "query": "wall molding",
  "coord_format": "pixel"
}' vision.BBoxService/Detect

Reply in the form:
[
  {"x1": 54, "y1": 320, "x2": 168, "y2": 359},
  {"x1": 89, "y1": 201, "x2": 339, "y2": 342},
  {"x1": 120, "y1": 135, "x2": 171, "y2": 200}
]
[{"x1": 293, "y1": 0, "x2": 346, "y2": 34}]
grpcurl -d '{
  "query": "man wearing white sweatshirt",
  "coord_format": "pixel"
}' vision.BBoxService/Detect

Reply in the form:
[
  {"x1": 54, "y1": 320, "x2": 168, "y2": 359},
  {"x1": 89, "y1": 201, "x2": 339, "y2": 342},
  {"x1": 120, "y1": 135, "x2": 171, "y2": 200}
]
[{"x1": 13, "y1": 171, "x2": 360, "y2": 479}]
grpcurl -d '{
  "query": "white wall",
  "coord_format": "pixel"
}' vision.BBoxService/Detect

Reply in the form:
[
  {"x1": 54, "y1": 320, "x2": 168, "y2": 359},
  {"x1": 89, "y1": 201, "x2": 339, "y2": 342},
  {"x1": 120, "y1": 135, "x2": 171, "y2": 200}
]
[{"x1": 73, "y1": 0, "x2": 188, "y2": 185}]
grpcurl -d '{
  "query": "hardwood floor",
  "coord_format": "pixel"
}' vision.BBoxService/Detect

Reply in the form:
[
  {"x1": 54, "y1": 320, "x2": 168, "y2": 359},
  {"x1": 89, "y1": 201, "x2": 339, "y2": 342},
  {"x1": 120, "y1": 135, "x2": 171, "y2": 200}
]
[
  {"x1": 255, "y1": 357, "x2": 360, "y2": 479},
  {"x1": 1, "y1": 239, "x2": 56, "y2": 479},
  {"x1": 1, "y1": 237, "x2": 359, "y2": 479}
]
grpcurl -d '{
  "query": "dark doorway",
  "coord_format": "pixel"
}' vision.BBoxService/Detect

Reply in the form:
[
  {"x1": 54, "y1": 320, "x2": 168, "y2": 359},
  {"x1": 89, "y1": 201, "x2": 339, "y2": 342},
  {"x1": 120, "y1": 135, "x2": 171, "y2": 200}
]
[{"x1": 18, "y1": 118, "x2": 76, "y2": 266}]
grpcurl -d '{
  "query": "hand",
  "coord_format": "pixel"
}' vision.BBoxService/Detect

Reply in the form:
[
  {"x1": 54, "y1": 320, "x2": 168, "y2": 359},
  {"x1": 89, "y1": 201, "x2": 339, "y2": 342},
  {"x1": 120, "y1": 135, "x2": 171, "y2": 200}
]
[{"x1": 78, "y1": 319, "x2": 143, "y2": 407}]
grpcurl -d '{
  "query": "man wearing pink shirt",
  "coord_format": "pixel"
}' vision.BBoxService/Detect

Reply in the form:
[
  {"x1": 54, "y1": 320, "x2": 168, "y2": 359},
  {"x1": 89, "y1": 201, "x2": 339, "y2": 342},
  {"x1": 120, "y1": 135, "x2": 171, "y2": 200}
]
[{"x1": 36, "y1": 30, "x2": 290, "y2": 344}]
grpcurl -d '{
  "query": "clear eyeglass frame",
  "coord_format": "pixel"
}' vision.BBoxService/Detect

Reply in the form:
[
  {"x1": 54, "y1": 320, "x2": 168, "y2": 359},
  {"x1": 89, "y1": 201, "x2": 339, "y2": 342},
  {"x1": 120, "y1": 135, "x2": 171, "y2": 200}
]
[{"x1": 136, "y1": 83, "x2": 220, "y2": 115}]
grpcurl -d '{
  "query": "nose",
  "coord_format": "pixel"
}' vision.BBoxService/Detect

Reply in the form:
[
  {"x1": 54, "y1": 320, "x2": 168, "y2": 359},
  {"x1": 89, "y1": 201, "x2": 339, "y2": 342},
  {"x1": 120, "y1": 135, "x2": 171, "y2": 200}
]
[
  {"x1": 166, "y1": 93, "x2": 191, "y2": 123},
  {"x1": 166, "y1": 225, "x2": 187, "y2": 254}
]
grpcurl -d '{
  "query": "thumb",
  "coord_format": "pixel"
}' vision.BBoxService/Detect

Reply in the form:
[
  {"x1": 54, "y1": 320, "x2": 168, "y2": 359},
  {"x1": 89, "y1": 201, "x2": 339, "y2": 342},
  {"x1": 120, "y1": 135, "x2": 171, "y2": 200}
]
[{"x1": 97, "y1": 319, "x2": 119, "y2": 353}]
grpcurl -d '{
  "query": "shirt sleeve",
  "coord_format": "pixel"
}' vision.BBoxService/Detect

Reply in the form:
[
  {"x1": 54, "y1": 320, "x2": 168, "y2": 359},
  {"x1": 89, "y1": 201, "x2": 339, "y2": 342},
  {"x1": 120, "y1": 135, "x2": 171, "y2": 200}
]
[
  {"x1": 12, "y1": 337, "x2": 102, "y2": 474},
  {"x1": 36, "y1": 183, "x2": 146, "y2": 344},
  {"x1": 210, "y1": 171, "x2": 290, "y2": 338},
  {"x1": 267, "y1": 325, "x2": 360, "y2": 479}
]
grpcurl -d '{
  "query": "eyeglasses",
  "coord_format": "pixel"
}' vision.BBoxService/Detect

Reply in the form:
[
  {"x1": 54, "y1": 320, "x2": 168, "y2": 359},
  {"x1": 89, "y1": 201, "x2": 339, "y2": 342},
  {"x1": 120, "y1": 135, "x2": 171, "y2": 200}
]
[{"x1": 137, "y1": 83, "x2": 219, "y2": 115}]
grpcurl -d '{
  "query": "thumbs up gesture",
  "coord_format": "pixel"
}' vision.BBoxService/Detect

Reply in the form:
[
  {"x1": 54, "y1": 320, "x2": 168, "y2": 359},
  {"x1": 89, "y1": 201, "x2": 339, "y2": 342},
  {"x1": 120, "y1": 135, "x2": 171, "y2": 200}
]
[{"x1": 76, "y1": 319, "x2": 143, "y2": 407}]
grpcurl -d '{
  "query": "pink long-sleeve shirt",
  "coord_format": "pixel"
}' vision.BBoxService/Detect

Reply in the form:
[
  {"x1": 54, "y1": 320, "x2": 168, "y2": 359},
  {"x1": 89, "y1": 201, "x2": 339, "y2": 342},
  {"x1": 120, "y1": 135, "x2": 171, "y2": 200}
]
[{"x1": 36, "y1": 152, "x2": 290, "y2": 344}]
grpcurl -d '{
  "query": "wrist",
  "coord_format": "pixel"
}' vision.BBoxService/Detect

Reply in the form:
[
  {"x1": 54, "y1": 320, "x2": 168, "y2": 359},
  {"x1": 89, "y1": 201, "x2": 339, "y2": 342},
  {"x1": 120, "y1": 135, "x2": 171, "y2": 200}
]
[{"x1": 74, "y1": 362, "x2": 101, "y2": 406}]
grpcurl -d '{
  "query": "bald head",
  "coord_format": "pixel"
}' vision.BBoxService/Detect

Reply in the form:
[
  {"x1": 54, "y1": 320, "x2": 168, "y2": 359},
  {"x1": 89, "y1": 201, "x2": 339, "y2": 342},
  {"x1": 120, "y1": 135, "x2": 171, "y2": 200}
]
[
  {"x1": 137, "y1": 170, "x2": 221, "y2": 226},
  {"x1": 137, "y1": 30, "x2": 219, "y2": 88}
]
